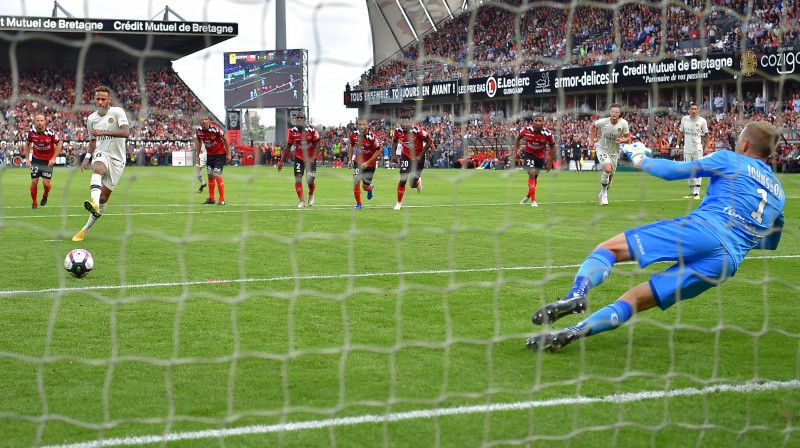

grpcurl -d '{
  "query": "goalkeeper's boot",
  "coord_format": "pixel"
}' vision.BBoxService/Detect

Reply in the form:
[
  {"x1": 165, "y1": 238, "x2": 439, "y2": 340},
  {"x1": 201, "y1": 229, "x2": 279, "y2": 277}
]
[
  {"x1": 532, "y1": 293, "x2": 588, "y2": 325},
  {"x1": 84, "y1": 200, "x2": 101, "y2": 218},
  {"x1": 526, "y1": 325, "x2": 589, "y2": 352},
  {"x1": 72, "y1": 229, "x2": 87, "y2": 242}
]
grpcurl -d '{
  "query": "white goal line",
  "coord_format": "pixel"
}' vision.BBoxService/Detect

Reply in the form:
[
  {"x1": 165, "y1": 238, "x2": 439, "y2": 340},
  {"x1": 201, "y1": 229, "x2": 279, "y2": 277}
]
[{"x1": 41, "y1": 379, "x2": 800, "y2": 448}]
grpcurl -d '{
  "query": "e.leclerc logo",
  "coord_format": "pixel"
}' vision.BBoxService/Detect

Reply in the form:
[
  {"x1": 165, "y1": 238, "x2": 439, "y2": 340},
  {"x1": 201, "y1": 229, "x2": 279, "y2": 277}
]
[{"x1": 486, "y1": 76, "x2": 497, "y2": 98}]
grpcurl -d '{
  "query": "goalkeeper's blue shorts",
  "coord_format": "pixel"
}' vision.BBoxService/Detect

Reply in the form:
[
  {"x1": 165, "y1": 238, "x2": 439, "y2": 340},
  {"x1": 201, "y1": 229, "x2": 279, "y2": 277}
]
[{"x1": 624, "y1": 217, "x2": 737, "y2": 310}]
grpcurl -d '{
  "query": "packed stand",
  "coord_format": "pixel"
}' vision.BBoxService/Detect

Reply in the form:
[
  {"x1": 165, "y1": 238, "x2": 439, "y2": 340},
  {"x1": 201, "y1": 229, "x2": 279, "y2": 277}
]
[
  {"x1": 0, "y1": 66, "x2": 206, "y2": 164},
  {"x1": 357, "y1": 0, "x2": 800, "y2": 89}
]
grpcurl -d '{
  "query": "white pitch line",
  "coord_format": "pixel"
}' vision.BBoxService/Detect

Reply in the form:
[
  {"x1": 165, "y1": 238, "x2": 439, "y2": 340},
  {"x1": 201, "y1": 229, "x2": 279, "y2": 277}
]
[
  {"x1": 41, "y1": 379, "x2": 800, "y2": 448},
  {"x1": 0, "y1": 254, "x2": 796, "y2": 297},
  {"x1": 0, "y1": 264, "x2": 587, "y2": 296}
]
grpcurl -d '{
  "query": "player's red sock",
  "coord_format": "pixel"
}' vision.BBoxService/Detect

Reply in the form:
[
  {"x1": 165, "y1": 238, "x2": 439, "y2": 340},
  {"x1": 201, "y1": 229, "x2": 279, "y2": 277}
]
[
  {"x1": 42, "y1": 184, "x2": 51, "y2": 200},
  {"x1": 30, "y1": 185, "x2": 38, "y2": 204},
  {"x1": 397, "y1": 185, "x2": 406, "y2": 202},
  {"x1": 295, "y1": 182, "x2": 304, "y2": 201},
  {"x1": 216, "y1": 177, "x2": 225, "y2": 202},
  {"x1": 208, "y1": 177, "x2": 216, "y2": 200},
  {"x1": 309, "y1": 182, "x2": 316, "y2": 195},
  {"x1": 366, "y1": 184, "x2": 373, "y2": 192},
  {"x1": 354, "y1": 187, "x2": 362, "y2": 205},
  {"x1": 528, "y1": 179, "x2": 537, "y2": 201}
]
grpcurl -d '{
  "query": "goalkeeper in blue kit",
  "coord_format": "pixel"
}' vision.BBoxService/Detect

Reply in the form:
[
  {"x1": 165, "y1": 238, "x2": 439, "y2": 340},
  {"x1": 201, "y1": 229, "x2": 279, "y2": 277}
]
[{"x1": 527, "y1": 121, "x2": 786, "y2": 352}]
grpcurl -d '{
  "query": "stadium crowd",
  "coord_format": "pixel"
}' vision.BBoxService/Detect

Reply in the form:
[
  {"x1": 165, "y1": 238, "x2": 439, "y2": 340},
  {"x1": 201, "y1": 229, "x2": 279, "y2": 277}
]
[
  {"x1": 357, "y1": 0, "x2": 799, "y2": 88},
  {"x1": 0, "y1": 65, "x2": 202, "y2": 164},
  {"x1": 1, "y1": 0, "x2": 799, "y2": 172}
]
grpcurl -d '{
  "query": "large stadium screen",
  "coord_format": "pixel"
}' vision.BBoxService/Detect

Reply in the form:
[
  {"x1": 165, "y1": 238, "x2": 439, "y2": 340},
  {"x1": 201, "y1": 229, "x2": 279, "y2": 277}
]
[{"x1": 223, "y1": 49, "x2": 303, "y2": 108}]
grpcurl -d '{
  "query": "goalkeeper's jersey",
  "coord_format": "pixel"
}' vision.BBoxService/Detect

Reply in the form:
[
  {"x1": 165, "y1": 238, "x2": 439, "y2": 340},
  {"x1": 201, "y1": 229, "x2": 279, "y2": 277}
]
[{"x1": 641, "y1": 150, "x2": 785, "y2": 269}]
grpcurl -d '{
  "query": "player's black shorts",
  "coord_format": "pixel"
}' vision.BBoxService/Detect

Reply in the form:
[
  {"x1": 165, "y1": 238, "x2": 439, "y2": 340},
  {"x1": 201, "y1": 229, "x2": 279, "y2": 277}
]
[
  {"x1": 523, "y1": 152, "x2": 546, "y2": 171},
  {"x1": 353, "y1": 164, "x2": 377, "y2": 185},
  {"x1": 30, "y1": 156, "x2": 53, "y2": 179},
  {"x1": 399, "y1": 154, "x2": 424, "y2": 176},
  {"x1": 293, "y1": 156, "x2": 317, "y2": 177},
  {"x1": 206, "y1": 154, "x2": 226, "y2": 174}
]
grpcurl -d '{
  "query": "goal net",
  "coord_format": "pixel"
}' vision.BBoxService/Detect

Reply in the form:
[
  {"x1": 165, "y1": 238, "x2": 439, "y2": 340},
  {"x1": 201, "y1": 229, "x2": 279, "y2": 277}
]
[{"x1": 0, "y1": 1, "x2": 798, "y2": 447}]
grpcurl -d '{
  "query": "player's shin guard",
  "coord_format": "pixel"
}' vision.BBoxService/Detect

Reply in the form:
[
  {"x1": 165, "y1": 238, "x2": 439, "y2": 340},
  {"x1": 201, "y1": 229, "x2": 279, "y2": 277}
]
[
  {"x1": 569, "y1": 248, "x2": 617, "y2": 298},
  {"x1": 90, "y1": 173, "x2": 102, "y2": 204},
  {"x1": 295, "y1": 182, "x2": 304, "y2": 201},
  {"x1": 528, "y1": 179, "x2": 537, "y2": 201},
  {"x1": 30, "y1": 185, "x2": 38, "y2": 204},
  {"x1": 207, "y1": 177, "x2": 217, "y2": 200},
  {"x1": 397, "y1": 185, "x2": 406, "y2": 203},
  {"x1": 354, "y1": 187, "x2": 362, "y2": 205},
  {"x1": 216, "y1": 177, "x2": 225, "y2": 202},
  {"x1": 579, "y1": 300, "x2": 632, "y2": 336}
]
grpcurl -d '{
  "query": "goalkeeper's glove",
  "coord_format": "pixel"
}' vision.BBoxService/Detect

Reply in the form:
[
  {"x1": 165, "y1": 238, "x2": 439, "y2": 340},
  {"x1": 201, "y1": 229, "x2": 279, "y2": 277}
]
[{"x1": 621, "y1": 143, "x2": 652, "y2": 168}]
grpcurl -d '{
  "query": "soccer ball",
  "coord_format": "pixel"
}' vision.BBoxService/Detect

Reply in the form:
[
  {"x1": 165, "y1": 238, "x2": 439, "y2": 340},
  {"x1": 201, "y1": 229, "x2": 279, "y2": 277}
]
[{"x1": 65, "y1": 249, "x2": 94, "y2": 278}]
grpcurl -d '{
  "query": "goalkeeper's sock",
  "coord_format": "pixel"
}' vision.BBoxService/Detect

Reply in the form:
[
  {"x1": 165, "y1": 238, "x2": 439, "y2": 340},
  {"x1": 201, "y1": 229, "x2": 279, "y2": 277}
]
[
  {"x1": 528, "y1": 179, "x2": 537, "y2": 201},
  {"x1": 569, "y1": 248, "x2": 616, "y2": 296},
  {"x1": 580, "y1": 300, "x2": 633, "y2": 336}
]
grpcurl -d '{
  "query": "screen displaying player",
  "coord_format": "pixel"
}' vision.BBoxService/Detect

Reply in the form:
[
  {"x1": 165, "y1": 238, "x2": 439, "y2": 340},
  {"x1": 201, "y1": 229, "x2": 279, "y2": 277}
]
[{"x1": 223, "y1": 49, "x2": 304, "y2": 108}]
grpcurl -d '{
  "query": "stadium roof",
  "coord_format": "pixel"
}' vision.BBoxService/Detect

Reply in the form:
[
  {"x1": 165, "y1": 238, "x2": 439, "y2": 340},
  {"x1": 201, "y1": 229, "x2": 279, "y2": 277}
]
[
  {"x1": 367, "y1": 0, "x2": 474, "y2": 65},
  {"x1": 0, "y1": 16, "x2": 237, "y2": 69}
]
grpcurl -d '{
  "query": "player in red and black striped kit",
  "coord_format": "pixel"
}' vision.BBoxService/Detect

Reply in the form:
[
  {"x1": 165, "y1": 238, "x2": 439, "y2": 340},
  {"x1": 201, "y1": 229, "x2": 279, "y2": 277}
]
[
  {"x1": 392, "y1": 114, "x2": 432, "y2": 210},
  {"x1": 195, "y1": 116, "x2": 232, "y2": 205},
  {"x1": 278, "y1": 111, "x2": 321, "y2": 208},
  {"x1": 347, "y1": 118, "x2": 382, "y2": 209},
  {"x1": 514, "y1": 115, "x2": 556, "y2": 207},
  {"x1": 25, "y1": 114, "x2": 62, "y2": 209}
]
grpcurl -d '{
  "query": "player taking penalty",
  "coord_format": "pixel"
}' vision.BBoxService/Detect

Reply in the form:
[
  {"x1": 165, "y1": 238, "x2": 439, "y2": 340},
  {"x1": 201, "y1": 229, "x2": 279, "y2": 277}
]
[
  {"x1": 392, "y1": 113, "x2": 432, "y2": 210},
  {"x1": 514, "y1": 114, "x2": 556, "y2": 207},
  {"x1": 25, "y1": 114, "x2": 62, "y2": 209},
  {"x1": 348, "y1": 118, "x2": 381, "y2": 209},
  {"x1": 72, "y1": 86, "x2": 130, "y2": 242},
  {"x1": 527, "y1": 121, "x2": 785, "y2": 352}
]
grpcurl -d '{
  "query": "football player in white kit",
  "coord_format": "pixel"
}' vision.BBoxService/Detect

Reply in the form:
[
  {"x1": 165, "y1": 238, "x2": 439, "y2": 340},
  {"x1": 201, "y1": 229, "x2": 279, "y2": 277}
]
[
  {"x1": 588, "y1": 103, "x2": 632, "y2": 205},
  {"x1": 72, "y1": 86, "x2": 130, "y2": 242},
  {"x1": 677, "y1": 102, "x2": 709, "y2": 199},
  {"x1": 194, "y1": 138, "x2": 208, "y2": 193}
]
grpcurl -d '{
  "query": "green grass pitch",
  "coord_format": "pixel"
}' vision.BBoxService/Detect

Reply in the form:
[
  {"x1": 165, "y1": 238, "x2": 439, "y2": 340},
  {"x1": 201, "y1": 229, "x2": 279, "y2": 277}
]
[{"x1": 0, "y1": 164, "x2": 798, "y2": 447}]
